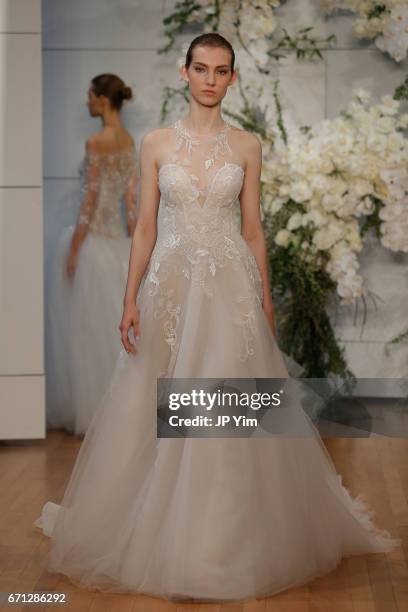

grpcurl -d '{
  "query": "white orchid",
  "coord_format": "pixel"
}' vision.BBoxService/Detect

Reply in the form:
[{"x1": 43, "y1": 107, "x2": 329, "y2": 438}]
[
  {"x1": 263, "y1": 89, "x2": 408, "y2": 303},
  {"x1": 322, "y1": 0, "x2": 408, "y2": 62}
]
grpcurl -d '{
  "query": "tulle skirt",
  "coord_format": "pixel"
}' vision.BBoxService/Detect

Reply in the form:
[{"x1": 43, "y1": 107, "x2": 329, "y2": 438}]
[
  {"x1": 46, "y1": 226, "x2": 131, "y2": 434},
  {"x1": 35, "y1": 239, "x2": 401, "y2": 602}
]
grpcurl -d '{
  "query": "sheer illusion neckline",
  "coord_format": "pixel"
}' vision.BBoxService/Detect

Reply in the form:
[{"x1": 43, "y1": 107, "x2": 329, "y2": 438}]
[
  {"x1": 174, "y1": 119, "x2": 230, "y2": 141},
  {"x1": 173, "y1": 118, "x2": 233, "y2": 173}
]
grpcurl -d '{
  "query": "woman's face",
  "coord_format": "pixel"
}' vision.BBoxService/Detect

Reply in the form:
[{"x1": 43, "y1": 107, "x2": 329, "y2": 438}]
[
  {"x1": 181, "y1": 45, "x2": 236, "y2": 107},
  {"x1": 86, "y1": 85, "x2": 104, "y2": 117}
]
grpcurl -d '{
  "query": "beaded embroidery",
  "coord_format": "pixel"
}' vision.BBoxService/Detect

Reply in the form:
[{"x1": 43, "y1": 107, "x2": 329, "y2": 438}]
[
  {"x1": 174, "y1": 118, "x2": 232, "y2": 171},
  {"x1": 78, "y1": 147, "x2": 137, "y2": 239},
  {"x1": 144, "y1": 119, "x2": 264, "y2": 376},
  {"x1": 172, "y1": 119, "x2": 234, "y2": 208}
]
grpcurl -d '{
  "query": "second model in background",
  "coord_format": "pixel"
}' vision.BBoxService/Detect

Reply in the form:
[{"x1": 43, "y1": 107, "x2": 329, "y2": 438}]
[{"x1": 46, "y1": 73, "x2": 138, "y2": 435}]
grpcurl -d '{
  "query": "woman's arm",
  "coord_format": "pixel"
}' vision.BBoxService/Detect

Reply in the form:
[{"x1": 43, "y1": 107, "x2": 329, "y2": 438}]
[
  {"x1": 239, "y1": 133, "x2": 276, "y2": 337},
  {"x1": 66, "y1": 138, "x2": 101, "y2": 280},
  {"x1": 124, "y1": 165, "x2": 138, "y2": 236},
  {"x1": 120, "y1": 131, "x2": 160, "y2": 354}
]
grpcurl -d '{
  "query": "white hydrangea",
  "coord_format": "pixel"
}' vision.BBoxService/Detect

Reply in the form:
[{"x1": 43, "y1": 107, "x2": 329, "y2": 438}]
[
  {"x1": 275, "y1": 228, "x2": 293, "y2": 247},
  {"x1": 263, "y1": 89, "x2": 408, "y2": 303},
  {"x1": 322, "y1": 0, "x2": 408, "y2": 62},
  {"x1": 172, "y1": 0, "x2": 283, "y2": 75},
  {"x1": 289, "y1": 181, "x2": 314, "y2": 203},
  {"x1": 378, "y1": 167, "x2": 408, "y2": 252},
  {"x1": 287, "y1": 212, "x2": 304, "y2": 230},
  {"x1": 376, "y1": 4, "x2": 408, "y2": 62}
]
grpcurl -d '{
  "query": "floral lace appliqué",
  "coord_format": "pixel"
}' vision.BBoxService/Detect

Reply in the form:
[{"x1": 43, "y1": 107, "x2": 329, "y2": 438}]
[
  {"x1": 78, "y1": 147, "x2": 136, "y2": 238},
  {"x1": 174, "y1": 119, "x2": 232, "y2": 171},
  {"x1": 143, "y1": 119, "x2": 265, "y2": 376}
]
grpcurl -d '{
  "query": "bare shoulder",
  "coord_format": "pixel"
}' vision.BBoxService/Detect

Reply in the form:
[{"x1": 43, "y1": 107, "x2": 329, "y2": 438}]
[
  {"x1": 137, "y1": 127, "x2": 174, "y2": 171},
  {"x1": 141, "y1": 126, "x2": 173, "y2": 148},
  {"x1": 85, "y1": 133, "x2": 105, "y2": 154},
  {"x1": 86, "y1": 129, "x2": 134, "y2": 153},
  {"x1": 228, "y1": 124, "x2": 262, "y2": 167},
  {"x1": 229, "y1": 124, "x2": 261, "y2": 150},
  {"x1": 231, "y1": 124, "x2": 261, "y2": 145}
]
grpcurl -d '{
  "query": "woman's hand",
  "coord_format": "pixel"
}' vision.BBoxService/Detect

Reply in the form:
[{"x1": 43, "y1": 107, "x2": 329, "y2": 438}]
[
  {"x1": 66, "y1": 247, "x2": 79, "y2": 282},
  {"x1": 119, "y1": 302, "x2": 141, "y2": 355},
  {"x1": 262, "y1": 296, "x2": 277, "y2": 338}
]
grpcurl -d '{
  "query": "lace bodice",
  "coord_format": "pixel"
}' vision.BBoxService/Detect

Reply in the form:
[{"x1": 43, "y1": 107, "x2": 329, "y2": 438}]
[
  {"x1": 156, "y1": 119, "x2": 247, "y2": 250},
  {"x1": 160, "y1": 118, "x2": 243, "y2": 207},
  {"x1": 77, "y1": 146, "x2": 137, "y2": 239},
  {"x1": 140, "y1": 118, "x2": 264, "y2": 374}
]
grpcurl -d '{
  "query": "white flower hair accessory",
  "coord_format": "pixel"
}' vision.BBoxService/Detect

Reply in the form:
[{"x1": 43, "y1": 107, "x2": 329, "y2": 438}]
[{"x1": 177, "y1": 43, "x2": 190, "y2": 81}]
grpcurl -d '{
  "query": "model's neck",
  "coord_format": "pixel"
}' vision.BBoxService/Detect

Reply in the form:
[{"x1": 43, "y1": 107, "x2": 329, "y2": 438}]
[
  {"x1": 183, "y1": 105, "x2": 225, "y2": 134},
  {"x1": 101, "y1": 109, "x2": 122, "y2": 129}
]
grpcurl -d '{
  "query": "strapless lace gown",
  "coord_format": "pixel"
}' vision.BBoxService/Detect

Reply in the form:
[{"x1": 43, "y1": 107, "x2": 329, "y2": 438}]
[
  {"x1": 46, "y1": 146, "x2": 137, "y2": 434},
  {"x1": 35, "y1": 120, "x2": 400, "y2": 602}
]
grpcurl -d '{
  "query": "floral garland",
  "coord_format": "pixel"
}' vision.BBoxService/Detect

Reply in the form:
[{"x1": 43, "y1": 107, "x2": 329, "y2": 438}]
[{"x1": 321, "y1": 0, "x2": 408, "y2": 62}]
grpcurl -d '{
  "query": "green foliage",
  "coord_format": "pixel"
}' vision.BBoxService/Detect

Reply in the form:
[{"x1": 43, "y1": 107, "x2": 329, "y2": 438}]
[
  {"x1": 359, "y1": 196, "x2": 383, "y2": 238},
  {"x1": 159, "y1": 1, "x2": 203, "y2": 54},
  {"x1": 160, "y1": 84, "x2": 190, "y2": 123},
  {"x1": 390, "y1": 328, "x2": 408, "y2": 344},
  {"x1": 385, "y1": 327, "x2": 408, "y2": 353},
  {"x1": 270, "y1": 28, "x2": 336, "y2": 62},
  {"x1": 264, "y1": 211, "x2": 355, "y2": 379},
  {"x1": 273, "y1": 79, "x2": 287, "y2": 144},
  {"x1": 394, "y1": 75, "x2": 408, "y2": 101},
  {"x1": 367, "y1": 4, "x2": 387, "y2": 20}
]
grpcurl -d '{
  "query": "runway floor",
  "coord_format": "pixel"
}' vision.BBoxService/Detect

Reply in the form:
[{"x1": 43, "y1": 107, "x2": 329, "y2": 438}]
[{"x1": 0, "y1": 431, "x2": 407, "y2": 612}]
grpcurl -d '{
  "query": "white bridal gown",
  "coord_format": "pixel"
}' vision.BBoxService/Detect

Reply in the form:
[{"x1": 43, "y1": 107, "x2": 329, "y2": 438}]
[
  {"x1": 35, "y1": 119, "x2": 400, "y2": 602},
  {"x1": 46, "y1": 145, "x2": 137, "y2": 435}
]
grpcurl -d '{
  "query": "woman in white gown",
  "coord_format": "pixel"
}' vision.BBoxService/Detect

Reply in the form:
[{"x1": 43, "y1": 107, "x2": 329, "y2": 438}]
[
  {"x1": 35, "y1": 34, "x2": 400, "y2": 602},
  {"x1": 46, "y1": 73, "x2": 138, "y2": 435}
]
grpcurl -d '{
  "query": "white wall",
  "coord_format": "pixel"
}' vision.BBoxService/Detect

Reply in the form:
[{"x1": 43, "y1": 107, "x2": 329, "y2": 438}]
[
  {"x1": 41, "y1": 0, "x2": 408, "y2": 394},
  {"x1": 0, "y1": 0, "x2": 44, "y2": 438}
]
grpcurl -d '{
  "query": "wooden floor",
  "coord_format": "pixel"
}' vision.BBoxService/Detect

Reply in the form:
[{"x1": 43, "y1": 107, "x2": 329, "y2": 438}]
[{"x1": 0, "y1": 432, "x2": 407, "y2": 612}]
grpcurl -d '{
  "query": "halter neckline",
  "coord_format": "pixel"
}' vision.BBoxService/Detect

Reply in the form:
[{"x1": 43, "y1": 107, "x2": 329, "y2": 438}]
[
  {"x1": 173, "y1": 117, "x2": 233, "y2": 170},
  {"x1": 174, "y1": 118, "x2": 230, "y2": 140}
]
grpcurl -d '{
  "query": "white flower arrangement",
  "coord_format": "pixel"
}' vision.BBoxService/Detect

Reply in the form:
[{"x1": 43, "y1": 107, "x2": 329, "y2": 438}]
[
  {"x1": 166, "y1": 0, "x2": 334, "y2": 72},
  {"x1": 261, "y1": 89, "x2": 408, "y2": 303},
  {"x1": 321, "y1": 0, "x2": 408, "y2": 62},
  {"x1": 174, "y1": 0, "x2": 281, "y2": 72}
]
